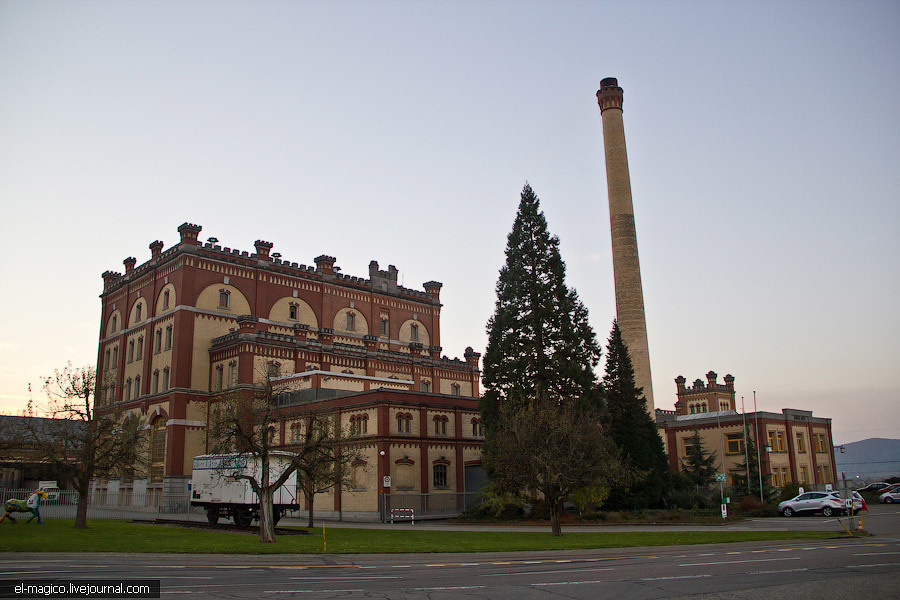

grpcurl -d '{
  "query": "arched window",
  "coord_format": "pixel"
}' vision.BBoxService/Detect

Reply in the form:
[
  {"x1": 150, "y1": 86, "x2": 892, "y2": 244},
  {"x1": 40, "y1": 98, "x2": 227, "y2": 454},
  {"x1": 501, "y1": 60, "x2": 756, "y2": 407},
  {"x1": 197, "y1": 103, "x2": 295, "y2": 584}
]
[
  {"x1": 134, "y1": 375, "x2": 141, "y2": 397},
  {"x1": 422, "y1": 380, "x2": 431, "y2": 393},
  {"x1": 433, "y1": 415, "x2": 448, "y2": 435},
  {"x1": 380, "y1": 318, "x2": 388, "y2": 337},
  {"x1": 229, "y1": 361, "x2": 237, "y2": 386},
  {"x1": 124, "y1": 379, "x2": 132, "y2": 401},
  {"x1": 149, "y1": 418, "x2": 166, "y2": 483},
  {"x1": 136, "y1": 337, "x2": 143, "y2": 360},
  {"x1": 165, "y1": 325, "x2": 172, "y2": 350},
  {"x1": 451, "y1": 383, "x2": 461, "y2": 396},
  {"x1": 472, "y1": 418, "x2": 482, "y2": 437},
  {"x1": 111, "y1": 314, "x2": 117, "y2": 331},
  {"x1": 154, "y1": 329, "x2": 162, "y2": 353},
  {"x1": 218, "y1": 289, "x2": 230, "y2": 309},
  {"x1": 135, "y1": 303, "x2": 142, "y2": 321},
  {"x1": 410, "y1": 323, "x2": 419, "y2": 342},
  {"x1": 215, "y1": 365, "x2": 223, "y2": 391},
  {"x1": 111, "y1": 346, "x2": 118, "y2": 366},
  {"x1": 396, "y1": 413, "x2": 411, "y2": 434},
  {"x1": 152, "y1": 370, "x2": 159, "y2": 394},
  {"x1": 162, "y1": 367, "x2": 170, "y2": 391},
  {"x1": 346, "y1": 311, "x2": 356, "y2": 331},
  {"x1": 267, "y1": 362, "x2": 281, "y2": 378},
  {"x1": 128, "y1": 340, "x2": 134, "y2": 363},
  {"x1": 290, "y1": 421, "x2": 302, "y2": 442},
  {"x1": 104, "y1": 349, "x2": 110, "y2": 371},
  {"x1": 163, "y1": 289, "x2": 170, "y2": 309}
]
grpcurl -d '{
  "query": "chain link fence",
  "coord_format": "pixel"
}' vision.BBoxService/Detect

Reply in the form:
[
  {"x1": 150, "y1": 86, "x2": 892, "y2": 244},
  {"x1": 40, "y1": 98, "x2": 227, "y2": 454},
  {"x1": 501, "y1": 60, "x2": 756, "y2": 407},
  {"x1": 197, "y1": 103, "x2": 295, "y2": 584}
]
[{"x1": 0, "y1": 488, "x2": 201, "y2": 521}]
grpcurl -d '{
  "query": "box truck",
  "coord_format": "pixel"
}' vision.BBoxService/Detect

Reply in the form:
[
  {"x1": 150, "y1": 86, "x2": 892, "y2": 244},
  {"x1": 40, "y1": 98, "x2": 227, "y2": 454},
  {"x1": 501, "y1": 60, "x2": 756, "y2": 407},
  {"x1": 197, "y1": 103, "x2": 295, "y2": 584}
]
[{"x1": 190, "y1": 453, "x2": 299, "y2": 527}]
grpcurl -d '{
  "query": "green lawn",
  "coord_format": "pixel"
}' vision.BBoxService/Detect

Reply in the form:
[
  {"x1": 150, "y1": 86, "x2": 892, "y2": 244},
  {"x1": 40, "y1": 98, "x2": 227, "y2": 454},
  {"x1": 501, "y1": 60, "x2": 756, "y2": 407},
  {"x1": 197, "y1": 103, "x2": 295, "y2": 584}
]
[{"x1": 0, "y1": 520, "x2": 837, "y2": 554}]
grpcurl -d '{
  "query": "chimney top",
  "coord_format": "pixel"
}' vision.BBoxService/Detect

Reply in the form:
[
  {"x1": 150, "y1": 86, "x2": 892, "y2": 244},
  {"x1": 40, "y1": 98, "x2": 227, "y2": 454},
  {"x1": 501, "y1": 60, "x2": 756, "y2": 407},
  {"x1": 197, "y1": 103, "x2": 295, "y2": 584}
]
[{"x1": 600, "y1": 77, "x2": 619, "y2": 89}]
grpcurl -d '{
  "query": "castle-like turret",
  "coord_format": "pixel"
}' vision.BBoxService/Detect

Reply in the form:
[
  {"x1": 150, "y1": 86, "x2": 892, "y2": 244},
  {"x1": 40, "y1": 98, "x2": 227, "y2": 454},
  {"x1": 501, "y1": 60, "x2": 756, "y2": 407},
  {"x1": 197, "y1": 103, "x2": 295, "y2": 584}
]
[{"x1": 597, "y1": 77, "x2": 654, "y2": 412}]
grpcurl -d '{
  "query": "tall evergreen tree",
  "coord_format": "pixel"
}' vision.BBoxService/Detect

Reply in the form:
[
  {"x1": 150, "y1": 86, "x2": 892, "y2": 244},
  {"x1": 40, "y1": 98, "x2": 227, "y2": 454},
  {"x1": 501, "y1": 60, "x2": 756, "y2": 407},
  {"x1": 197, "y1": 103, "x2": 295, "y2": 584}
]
[
  {"x1": 681, "y1": 427, "x2": 718, "y2": 489},
  {"x1": 481, "y1": 183, "x2": 602, "y2": 426},
  {"x1": 602, "y1": 320, "x2": 669, "y2": 508}
]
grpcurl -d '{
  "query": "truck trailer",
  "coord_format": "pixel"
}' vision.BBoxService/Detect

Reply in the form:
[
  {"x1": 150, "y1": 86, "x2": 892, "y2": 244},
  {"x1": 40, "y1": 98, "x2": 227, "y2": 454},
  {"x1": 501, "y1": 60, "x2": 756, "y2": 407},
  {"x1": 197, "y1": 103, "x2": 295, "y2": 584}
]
[{"x1": 190, "y1": 453, "x2": 300, "y2": 527}]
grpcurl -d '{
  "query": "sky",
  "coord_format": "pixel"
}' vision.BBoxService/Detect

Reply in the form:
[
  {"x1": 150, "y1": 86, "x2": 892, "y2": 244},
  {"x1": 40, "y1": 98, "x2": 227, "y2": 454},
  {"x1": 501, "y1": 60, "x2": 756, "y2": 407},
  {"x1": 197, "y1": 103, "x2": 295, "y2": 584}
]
[{"x1": 0, "y1": 0, "x2": 897, "y2": 446}]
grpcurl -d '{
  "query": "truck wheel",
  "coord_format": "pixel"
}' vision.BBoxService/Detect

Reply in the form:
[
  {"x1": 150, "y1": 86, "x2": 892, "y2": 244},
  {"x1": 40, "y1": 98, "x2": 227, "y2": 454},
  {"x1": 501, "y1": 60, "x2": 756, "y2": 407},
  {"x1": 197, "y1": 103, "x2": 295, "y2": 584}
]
[
  {"x1": 234, "y1": 509, "x2": 252, "y2": 528},
  {"x1": 206, "y1": 510, "x2": 219, "y2": 525}
]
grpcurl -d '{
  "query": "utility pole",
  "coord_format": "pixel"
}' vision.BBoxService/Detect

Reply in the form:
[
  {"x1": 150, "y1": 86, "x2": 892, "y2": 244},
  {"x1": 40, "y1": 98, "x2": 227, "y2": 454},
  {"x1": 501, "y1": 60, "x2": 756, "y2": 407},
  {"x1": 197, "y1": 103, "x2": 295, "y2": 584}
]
[
  {"x1": 742, "y1": 396, "x2": 750, "y2": 496},
  {"x1": 754, "y1": 391, "x2": 763, "y2": 502}
]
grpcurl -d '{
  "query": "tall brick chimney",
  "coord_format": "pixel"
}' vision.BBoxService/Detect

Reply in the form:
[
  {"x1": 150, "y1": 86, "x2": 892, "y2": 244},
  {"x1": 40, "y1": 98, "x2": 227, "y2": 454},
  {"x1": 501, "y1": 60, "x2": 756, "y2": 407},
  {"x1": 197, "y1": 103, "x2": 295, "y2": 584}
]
[{"x1": 597, "y1": 77, "x2": 655, "y2": 413}]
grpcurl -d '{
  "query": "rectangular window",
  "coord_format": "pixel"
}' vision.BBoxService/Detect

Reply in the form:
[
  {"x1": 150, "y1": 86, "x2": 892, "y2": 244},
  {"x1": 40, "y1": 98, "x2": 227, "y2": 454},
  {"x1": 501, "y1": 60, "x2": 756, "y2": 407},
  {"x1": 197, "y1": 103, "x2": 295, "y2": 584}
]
[
  {"x1": 163, "y1": 290, "x2": 170, "y2": 309},
  {"x1": 162, "y1": 369, "x2": 169, "y2": 391},
  {"x1": 433, "y1": 464, "x2": 448, "y2": 488},
  {"x1": 128, "y1": 341, "x2": 134, "y2": 363},
  {"x1": 215, "y1": 366, "x2": 223, "y2": 391},
  {"x1": 799, "y1": 465, "x2": 809, "y2": 483},
  {"x1": 776, "y1": 432, "x2": 786, "y2": 452},
  {"x1": 410, "y1": 323, "x2": 419, "y2": 342},
  {"x1": 155, "y1": 329, "x2": 162, "y2": 353},
  {"x1": 346, "y1": 312, "x2": 355, "y2": 331},
  {"x1": 289, "y1": 304, "x2": 298, "y2": 320},
  {"x1": 726, "y1": 433, "x2": 744, "y2": 454},
  {"x1": 796, "y1": 432, "x2": 806, "y2": 453},
  {"x1": 218, "y1": 291, "x2": 229, "y2": 309},
  {"x1": 229, "y1": 363, "x2": 237, "y2": 386},
  {"x1": 135, "y1": 304, "x2": 142, "y2": 321},
  {"x1": 380, "y1": 318, "x2": 388, "y2": 337}
]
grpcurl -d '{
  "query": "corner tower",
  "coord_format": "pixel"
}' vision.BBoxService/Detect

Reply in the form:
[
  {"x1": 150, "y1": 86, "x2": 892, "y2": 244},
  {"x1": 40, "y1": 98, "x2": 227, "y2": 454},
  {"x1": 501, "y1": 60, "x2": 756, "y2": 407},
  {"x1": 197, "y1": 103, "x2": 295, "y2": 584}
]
[{"x1": 597, "y1": 77, "x2": 654, "y2": 412}]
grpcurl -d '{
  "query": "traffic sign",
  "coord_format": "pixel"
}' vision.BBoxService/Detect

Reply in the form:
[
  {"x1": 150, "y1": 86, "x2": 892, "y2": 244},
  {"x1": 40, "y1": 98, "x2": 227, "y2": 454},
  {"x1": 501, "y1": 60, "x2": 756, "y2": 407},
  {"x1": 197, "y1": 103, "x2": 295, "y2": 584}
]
[
  {"x1": 383, "y1": 476, "x2": 392, "y2": 488},
  {"x1": 715, "y1": 473, "x2": 725, "y2": 482}
]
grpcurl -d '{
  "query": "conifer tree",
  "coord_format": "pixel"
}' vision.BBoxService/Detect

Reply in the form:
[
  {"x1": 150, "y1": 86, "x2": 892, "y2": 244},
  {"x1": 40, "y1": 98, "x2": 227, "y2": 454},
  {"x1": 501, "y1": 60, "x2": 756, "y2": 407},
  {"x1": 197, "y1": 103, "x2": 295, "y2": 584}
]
[
  {"x1": 681, "y1": 427, "x2": 718, "y2": 489},
  {"x1": 602, "y1": 320, "x2": 669, "y2": 508},
  {"x1": 481, "y1": 183, "x2": 602, "y2": 426}
]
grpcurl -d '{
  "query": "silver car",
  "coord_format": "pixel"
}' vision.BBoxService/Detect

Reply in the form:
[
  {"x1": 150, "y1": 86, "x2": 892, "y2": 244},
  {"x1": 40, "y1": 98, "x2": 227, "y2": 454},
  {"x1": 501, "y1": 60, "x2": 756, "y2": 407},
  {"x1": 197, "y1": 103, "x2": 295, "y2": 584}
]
[
  {"x1": 879, "y1": 488, "x2": 900, "y2": 504},
  {"x1": 778, "y1": 491, "x2": 856, "y2": 517}
]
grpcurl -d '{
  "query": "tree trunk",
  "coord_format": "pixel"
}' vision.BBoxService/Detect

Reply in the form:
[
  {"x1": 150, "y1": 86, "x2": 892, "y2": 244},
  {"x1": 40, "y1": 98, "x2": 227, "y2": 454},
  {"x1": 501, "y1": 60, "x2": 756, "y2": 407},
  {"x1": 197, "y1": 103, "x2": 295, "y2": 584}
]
[
  {"x1": 306, "y1": 488, "x2": 315, "y2": 529},
  {"x1": 550, "y1": 498, "x2": 562, "y2": 537},
  {"x1": 257, "y1": 487, "x2": 276, "y2": 543},
  {"x1": 74, "y1": 489, "x2": 89, "y2": 529}
]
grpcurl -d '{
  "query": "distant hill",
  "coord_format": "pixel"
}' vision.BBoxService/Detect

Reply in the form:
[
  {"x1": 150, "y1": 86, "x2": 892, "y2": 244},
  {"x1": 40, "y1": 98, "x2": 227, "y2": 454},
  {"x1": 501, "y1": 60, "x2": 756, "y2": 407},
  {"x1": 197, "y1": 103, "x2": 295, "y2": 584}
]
[{"x1": 835, "y1": 438, "x2": 900, "y2": 483}]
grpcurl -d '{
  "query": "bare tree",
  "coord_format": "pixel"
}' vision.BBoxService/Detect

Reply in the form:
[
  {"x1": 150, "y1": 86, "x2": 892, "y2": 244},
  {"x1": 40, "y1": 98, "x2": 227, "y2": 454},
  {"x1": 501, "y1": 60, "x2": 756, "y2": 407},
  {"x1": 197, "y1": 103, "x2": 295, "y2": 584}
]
[
  {"x1": 483, "y1": 399, "x2": 630, "y2": 536},
  {"x1": 289, "y1": 409, "x2": 353, "y2": 528},
  {"x1": 207, "y1": 373, "x2": 352, "y2": 541},
  {"x1": 29, "y1": 363, "x2": 145, "y2": 529}
]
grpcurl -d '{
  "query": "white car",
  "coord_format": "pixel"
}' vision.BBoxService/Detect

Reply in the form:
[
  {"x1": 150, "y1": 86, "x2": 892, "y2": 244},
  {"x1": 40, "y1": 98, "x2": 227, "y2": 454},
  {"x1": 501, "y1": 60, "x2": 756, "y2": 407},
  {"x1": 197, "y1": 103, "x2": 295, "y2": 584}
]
[
  {"x1": 879, "y1": 488, "x2": 900, "y2": 504},
  {"x1": 778, "y1": 491, "x2": 861, "y2": 517}
]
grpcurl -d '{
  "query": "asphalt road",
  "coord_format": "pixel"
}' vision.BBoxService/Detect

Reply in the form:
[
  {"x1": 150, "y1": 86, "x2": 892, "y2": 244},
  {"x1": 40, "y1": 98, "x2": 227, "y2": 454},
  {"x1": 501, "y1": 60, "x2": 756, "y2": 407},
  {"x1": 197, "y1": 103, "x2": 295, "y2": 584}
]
[{"x1": 2, "y1": 505, "x2": 897, "y2": 599}]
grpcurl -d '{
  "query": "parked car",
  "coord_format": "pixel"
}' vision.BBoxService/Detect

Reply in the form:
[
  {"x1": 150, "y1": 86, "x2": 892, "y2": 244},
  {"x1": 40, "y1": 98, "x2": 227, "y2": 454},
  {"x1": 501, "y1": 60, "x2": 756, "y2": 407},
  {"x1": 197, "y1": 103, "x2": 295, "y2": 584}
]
[
  {"x1": 778, "y1": 491, "x2": 861, "y2": 517},
  {"x1": 879, "y1": 488, "x2": 900, "y2": 504},
  {"x1": 856, "y1": 482, "x2": 890, "y2": 494}
]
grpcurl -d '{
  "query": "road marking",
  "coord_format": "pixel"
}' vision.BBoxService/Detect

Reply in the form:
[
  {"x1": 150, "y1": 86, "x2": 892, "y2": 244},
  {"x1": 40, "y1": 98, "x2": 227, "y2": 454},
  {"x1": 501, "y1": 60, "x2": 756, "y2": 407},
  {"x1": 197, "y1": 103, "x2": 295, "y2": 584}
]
[
  {"x1": 481, "y1": 567, "x2": 613, "y2": 577},
  {"x1": 855, "y1": 552, "x2": 900, "y2": 556},
  {"x1": 749, "y1": 568, "x2": 808, "y2": 575},
  {"x1": 726, "y1": 552, "x2": 742, "y2": 555},
  {"x1": 554, "y1": 560, "x2": 573, "y2": 563},
  {"x1": 641, "y1": 575, "x2": 712, "y2": 581},
  {"x1": 697, "y1": 553, "x2": 715, "y2": 556},
  {"x1": 414, "y1": 586, "x2": 486, "y2": 591},
  {"x1": 263, "y1": 590, "x2": 365, "y2": 594},
  {"x1": 491, "y1": 562, "x2": 512, "y2": 565},
  {"x1": 425, "y1": 564, "x2": 446, "y2": 567},
  {"x1": 289, "y1": 576, "x2": 399, "y2": 580},
  {"x1": 534, "y1": 580, "x2": 611, "y2": 586},
  {"x1": 681, "y1": 557, "x2": 800, "y2": 566},
  {"x1": 845, "y1": 563, "x2": 898, "y2": 568},
  {"x1": 391, "y1": 565, "x2": 411, "y2": 568},
  {"x1": 158, "y1": 577, "x2": 214, "y2": 580}
]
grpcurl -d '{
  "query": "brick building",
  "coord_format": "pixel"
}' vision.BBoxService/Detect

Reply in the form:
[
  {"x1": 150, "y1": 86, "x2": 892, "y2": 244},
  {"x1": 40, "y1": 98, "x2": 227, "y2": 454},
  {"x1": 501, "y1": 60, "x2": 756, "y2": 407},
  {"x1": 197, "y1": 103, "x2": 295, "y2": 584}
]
[
  {"x1": 95, "y1": 223, "x2": 483, "y2": 519},
  {"x1": 657, "y1": 372, "x2": 837, "y2": 489}
]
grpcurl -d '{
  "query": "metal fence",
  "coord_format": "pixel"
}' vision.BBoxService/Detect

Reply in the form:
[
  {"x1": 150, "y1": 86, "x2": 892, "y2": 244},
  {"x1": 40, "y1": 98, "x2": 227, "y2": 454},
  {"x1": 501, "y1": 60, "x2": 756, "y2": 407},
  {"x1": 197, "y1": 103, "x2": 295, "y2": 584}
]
[
  {"x1": 0, "y1": 488, "x2": 202, "y2": 521},
  {"x1": 379, "y1": 492, "x2": 482, "y2": 522}
]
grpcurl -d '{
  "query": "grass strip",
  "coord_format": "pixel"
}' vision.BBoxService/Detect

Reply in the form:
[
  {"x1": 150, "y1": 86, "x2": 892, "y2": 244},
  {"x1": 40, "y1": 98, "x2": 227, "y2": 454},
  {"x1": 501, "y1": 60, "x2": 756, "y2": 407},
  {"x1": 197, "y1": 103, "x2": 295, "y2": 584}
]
[{"x1": 0, "y1": 520, "x2": 836, "y2": 554}]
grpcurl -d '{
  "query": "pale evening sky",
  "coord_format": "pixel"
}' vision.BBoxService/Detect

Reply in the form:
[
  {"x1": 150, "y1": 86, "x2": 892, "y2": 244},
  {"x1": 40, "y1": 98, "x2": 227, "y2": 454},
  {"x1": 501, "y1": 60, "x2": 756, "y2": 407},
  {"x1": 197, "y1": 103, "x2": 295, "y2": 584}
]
[{"x1": 0, "y1": 0, "x2": 897, "y2": 446}]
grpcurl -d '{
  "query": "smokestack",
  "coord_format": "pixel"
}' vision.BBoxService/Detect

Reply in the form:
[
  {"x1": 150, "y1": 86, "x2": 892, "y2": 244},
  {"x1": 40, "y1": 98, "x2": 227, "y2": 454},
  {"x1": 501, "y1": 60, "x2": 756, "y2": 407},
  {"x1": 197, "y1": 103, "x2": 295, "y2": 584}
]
[{"x1": 597, "y1": 77, "x2": 655, "y2": 413}]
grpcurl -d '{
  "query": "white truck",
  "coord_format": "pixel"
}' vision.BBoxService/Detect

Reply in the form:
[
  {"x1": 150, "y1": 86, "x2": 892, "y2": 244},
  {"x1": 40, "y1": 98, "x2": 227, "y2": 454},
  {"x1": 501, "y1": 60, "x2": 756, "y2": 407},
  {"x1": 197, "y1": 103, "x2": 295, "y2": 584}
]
[{"x1": 190, "y1": 453, "x2": 300, "y2": 527}]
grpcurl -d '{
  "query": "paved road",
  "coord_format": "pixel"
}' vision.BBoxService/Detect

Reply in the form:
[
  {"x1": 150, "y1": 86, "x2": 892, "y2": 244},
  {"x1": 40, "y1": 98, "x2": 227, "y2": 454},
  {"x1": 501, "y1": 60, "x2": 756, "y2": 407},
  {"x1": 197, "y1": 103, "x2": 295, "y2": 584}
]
[
  {"x1": 2, "y1": 505, "x2": 896, "y2": 598},
  {"x1": 4, "y1": 537, "x2": 898, "y2": 599}
]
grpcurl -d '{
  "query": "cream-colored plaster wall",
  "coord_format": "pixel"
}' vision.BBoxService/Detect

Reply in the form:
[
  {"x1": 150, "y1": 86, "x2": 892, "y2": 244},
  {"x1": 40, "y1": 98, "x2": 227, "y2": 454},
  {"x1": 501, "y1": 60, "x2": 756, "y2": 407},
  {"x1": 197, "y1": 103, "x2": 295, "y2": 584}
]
[
  {"x1": 106, "y1": 310, "x2": 121, "y2": 337},
  {"x1": 427, "y1": 410, "x2": 455, "y2": 437},
  {"x1": 191, "y1": 314, "x2": 236, "y2": 390},
  {"x1": 155, "y1": 284, "x2": 176, "y2": 316},
  {"x1": 333, "y1": 307, "x2": 369, "y2": 336},
  {"x1": 343, "y1": 445, "x2": 377, "y2": 511},
  {"x1": 391, "y1": 443, "x2": 421, "y2": 491},
  {"x1": 439, "y1": 379, "x2": 472, "y2": 397},
  {"x1": 427, "y1": 445, "x2": 456, "y2": 491},
  {"x1": 399, "y1": 319, "x2": 430, "y2": 346},
  {"x1": 268, "y1": 297, "x2": 318, "y2": 328},
  {"x1": 129, "y1": 298, "x2": 149, "y2": 329},
  {"x1": 252, "y1": 355, "x2": 297, "y2": 381},
  {"x1": 183, "y1": 427, "x2": 207, "y2": 475},
  {"x1": 195, "y1": 283, "x2": 251, "y2": 314}
]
